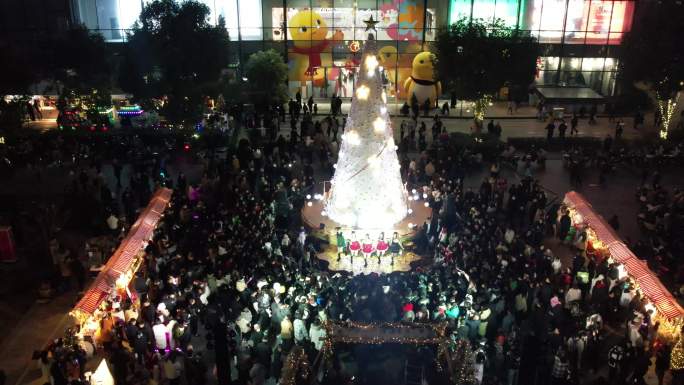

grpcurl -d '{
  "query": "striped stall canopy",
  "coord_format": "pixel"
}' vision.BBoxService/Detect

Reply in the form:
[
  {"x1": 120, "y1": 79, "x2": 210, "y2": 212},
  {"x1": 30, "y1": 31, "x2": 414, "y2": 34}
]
[
  {"x1": 73, "y1": 288, "x2": 108, "y2": 315},
  {"x1": 607, "y1": 243, "x2": 636, "y2": 264},
  {"x1": 564, "y1": 191, "x2": 684, "y2": 321},
  {"x1": 623, "y1": 258, "x2": 651, "y2": 280},
  {"x1": 562, "y1": 193, "x2": 622, "y2": 245},
  {"x1": 584, "y1": 215, "x2": 621, "y2": 247},
  {"x1": 654, "y1": 297, "x2": 684, "y2": 321},
  {"x1": 72, "y1": 188, "x2": 172, "y2": 317},
  {"x1": 564, "y1": 191, "x2": 590, "y2": 208}
]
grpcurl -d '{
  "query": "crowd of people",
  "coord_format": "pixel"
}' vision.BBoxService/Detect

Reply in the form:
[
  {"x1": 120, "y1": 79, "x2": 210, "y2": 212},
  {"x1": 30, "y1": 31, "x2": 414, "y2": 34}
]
[{"x1": 3, "y1": 96, "x2": 683, "y2": 385}]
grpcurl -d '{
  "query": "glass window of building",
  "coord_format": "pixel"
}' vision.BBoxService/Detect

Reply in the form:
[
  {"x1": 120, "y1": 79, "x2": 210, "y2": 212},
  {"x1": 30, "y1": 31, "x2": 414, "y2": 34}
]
[
  {"x1": 536, "y1": 0, "x2": 567, "y2": 43},
  {"x1": 494, "y1": 0, "x2": 521, "y2": 27},
  {"x1": 472, "y1": 0, "x2": 496, "y2": 23},
  {"x1": 215, "y1": 0, "x2": 240, "y2": 40},
  {"x1": 449, "y1": 0, "x2": 472, "y2": 23},
  {"x1": 563, "y1": 0, "x2": 589, "y2": 44},
  {"x1": 73, "y1": 0, "x2": 142, "y2": 42}
]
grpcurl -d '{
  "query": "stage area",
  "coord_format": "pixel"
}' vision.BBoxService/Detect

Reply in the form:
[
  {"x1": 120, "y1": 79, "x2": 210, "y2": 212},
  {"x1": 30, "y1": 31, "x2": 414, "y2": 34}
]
[{"x1": 302, "y1": 198, "x2": 432, "y2": 275}]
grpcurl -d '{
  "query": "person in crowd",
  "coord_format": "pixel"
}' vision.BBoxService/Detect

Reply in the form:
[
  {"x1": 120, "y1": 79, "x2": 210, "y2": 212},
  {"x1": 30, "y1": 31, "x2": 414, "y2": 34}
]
[
  {"x1": 571, "y1": 113, "x2": 579, "y2": 135},
  {"x1": 25, "y1": 96, "x2": 684, "y2": 385}
]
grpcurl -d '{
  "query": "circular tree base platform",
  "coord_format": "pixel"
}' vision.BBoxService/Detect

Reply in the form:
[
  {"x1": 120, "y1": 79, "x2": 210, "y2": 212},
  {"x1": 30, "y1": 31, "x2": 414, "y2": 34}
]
[{"x1": 301, "y1": 199, "x2": 432, "y2": 275}]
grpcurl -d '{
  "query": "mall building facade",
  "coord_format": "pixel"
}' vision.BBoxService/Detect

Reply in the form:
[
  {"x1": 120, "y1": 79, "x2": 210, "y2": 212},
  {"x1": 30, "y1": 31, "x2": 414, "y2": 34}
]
[{"x1": 34, "y1": 0, "x2": 639, "y2": 99}]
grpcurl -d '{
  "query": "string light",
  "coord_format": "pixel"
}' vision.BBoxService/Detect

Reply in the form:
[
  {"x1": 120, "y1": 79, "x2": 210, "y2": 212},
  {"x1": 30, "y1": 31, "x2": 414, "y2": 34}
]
[
  {"x1": 318, "y1": 321, "x2": 453, "y2": 376},
  {"x1": 344, "y1": 130, "x2": 361, "y2": 145},
  {"x1": 672, "y1": 338, "x2": 684, "y2": 370},
  {"x1": 356, "y1": 85, "x2": 370, "y2": 100},
  {"x1": 117, "y1": 105, "x2": 143, "y2": 116},
  {"x1": 280, "y1": 347, "x2": 310, "y2": 385},
  {"x1": 373, "y1": 117, "x2": 386, "y2": 133},
  {"x1": 656, "y1": 91, "x2": 680, "y2": 139},
  {"x1": 365, "y1": 54, "x2": 379, "y2": 76}
]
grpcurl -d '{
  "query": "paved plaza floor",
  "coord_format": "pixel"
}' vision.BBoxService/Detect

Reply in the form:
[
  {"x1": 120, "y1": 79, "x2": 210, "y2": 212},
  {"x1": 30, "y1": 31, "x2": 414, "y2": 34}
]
[{"x1": 1, "y1": 110, "x2": 681, "y2": 385}]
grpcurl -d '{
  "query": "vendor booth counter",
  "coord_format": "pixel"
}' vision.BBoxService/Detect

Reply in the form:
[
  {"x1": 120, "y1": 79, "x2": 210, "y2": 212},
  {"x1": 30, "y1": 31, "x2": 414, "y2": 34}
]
[
  {"x1": 71, "y1": 188, "x2": 172, "y2": 330},
  {"x1": 563, "y1": 191, "x2": 684, "y2": 326}
]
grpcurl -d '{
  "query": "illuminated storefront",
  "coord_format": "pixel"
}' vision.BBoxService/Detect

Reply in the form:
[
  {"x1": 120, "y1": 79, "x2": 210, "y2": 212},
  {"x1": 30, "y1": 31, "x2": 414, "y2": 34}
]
[
  {"x1": 69, "y1": 0, "x2": 636, "y2": 98},
  {"x1": 450, "y1": 0, "x2": 634, "y2": 96}
]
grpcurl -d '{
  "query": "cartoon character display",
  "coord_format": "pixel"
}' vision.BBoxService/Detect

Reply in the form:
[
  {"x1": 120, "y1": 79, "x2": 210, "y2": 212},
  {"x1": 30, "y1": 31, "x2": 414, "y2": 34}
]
[
  {"x1": 380, "y1": 0, "x2": 425, "y2": 41},
  {"x1": 403, "y1": 51, "x2": 441, "y2": 106},
  {"x1": 378, "y1": 44, "x2": 417, "y2": 99},
  {"x1": 288, "y1": 9, "x2": 344, "y2": 85}
]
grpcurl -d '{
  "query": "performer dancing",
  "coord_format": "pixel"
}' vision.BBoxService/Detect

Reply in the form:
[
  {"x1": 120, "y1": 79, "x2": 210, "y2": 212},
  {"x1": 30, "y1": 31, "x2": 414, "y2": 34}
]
[
  {"x1": 376, "y1": 232, "x2": 389, "y2": 264},
  {"x1": 361, "y1": 233, "x2": 374, "y2": 267},
  {"x1": 389, "y1": 232, "x2": 403, "y2": 265},
  {"x1": 336, "y1": 228, "x2": 346, "y2": 262},
  {"x1": 348, "y1": 231, "x2": 361, "y2": 259}
]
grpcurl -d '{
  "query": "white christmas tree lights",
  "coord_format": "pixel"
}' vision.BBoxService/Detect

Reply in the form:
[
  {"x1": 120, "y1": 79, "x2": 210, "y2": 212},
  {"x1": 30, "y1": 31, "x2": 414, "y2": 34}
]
[{"x1": 325, "y1": 33, "x2": 408, "y2": 229}]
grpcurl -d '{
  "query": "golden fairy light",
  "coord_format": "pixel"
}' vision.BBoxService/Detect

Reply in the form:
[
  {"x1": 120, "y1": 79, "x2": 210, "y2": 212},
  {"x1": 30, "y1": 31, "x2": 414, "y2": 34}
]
[
  {"x1": 373, "y1": 117, "x2": 385, "y2": 133},
  {"x1": 356, "y1": 85, "x2": 370, "y2": 100},
  {"x1": 365, "y1": 54, "x2": 379, "y2": 75}
]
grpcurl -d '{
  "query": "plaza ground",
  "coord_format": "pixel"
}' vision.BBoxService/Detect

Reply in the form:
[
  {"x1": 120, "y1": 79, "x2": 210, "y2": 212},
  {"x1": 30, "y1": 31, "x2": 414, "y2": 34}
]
[
  {"x1": 22, "y1": 100, "x2": 660, "y2": 141},
  {"x1": 0, "y1": 111, "x2": 680, "y2": 385}
]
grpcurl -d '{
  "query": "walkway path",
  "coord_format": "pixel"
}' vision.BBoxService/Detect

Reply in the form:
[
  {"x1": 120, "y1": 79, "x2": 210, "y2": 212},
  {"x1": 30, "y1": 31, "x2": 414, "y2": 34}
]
[{"x1": 0, "y1": 292, "x2": 78, "y2": 385}]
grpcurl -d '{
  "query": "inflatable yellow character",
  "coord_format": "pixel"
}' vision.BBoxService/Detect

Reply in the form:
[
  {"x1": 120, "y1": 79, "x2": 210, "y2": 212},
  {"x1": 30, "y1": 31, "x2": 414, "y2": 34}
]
[
  {"x1": 288, "y1": 10, "x2": 343, "y2": 86},
  {"x1": 403, "y1": 51, "x2": 441, "y2": 106},
  {"x1": 378, "y1": 45, "x2": 409, "y2": 98}
]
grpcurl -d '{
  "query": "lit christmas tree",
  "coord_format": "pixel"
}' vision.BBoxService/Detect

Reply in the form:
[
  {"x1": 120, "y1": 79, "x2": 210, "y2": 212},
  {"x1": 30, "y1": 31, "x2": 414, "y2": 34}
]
[{"x1": 325, "y1": 20, "x2": 408, "y2": 229}]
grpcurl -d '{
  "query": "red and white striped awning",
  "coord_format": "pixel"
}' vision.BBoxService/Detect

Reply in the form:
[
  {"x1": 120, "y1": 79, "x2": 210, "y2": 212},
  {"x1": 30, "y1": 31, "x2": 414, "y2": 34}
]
[
  {"x1": 564, "y1": 191, "x2": 684, "y2": 320},
  {"x1": 608, "y1": 243, "x2": 636, "y2": 264},
  {"x1": 564, "y1": 192, "x2": 621, "y2": 247},
  {"x1": 73, "y1": 188, "x2": 172, "y2": 318}
]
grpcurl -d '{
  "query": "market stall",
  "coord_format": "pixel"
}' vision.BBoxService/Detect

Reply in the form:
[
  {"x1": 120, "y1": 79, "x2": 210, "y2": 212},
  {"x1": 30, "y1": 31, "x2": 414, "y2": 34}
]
[
  {"x1": 563, "y1": 191, "x2": 684, "y2": 335},
  {"x1": 70, "y1": 188, "x2": 172, "y2": 336}
]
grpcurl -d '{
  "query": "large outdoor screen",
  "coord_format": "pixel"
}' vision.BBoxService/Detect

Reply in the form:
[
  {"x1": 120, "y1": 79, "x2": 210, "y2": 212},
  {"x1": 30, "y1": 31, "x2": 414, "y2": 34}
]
[
  {"x1": 529, "y1": 0, "x2": 634, "y2": 43},
  {"x1": 449, "y1": 0, "x2": 634, "y2": 44}
]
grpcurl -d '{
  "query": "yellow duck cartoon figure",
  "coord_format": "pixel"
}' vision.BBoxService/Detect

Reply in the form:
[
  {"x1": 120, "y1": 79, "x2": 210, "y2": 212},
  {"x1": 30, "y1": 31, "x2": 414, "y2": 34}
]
[
  {"x1": 288, "y1": 9, "x2": 344, "y2": 86},
  {"x1": 378, "y1": 45, "x2": 409, "y2": 98},
  {"x1": 403, "y1": 51, "x2": 441, "y2": 106}
]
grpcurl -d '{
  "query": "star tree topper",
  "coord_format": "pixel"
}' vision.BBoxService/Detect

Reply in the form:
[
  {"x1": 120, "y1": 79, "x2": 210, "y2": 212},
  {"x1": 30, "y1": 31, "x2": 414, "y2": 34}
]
[{"x1": 363, "y1": 15, "x2": 379, "y2": 32}]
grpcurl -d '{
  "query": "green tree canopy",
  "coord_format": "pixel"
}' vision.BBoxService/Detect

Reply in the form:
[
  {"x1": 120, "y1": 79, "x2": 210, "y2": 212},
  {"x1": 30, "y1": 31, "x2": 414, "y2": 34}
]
[
  {"x1": 435, "y1": 17, "x2": 539, "y2": 102},
  {"x1": 119, "y1": 0, "x2": 231, "y2": 124},
  {"x1": 52, "y1": 27, "x2": 112, "y2": 92},
  {"x1": 244, "y1": 49, "x2": 288, "y2": 112}
]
